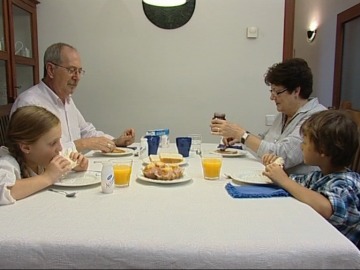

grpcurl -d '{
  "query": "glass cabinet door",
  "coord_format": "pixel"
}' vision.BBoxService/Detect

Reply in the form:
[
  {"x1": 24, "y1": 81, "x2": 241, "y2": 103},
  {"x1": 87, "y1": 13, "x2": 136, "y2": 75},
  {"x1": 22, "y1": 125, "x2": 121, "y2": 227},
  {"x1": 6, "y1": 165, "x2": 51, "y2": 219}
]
[
  {"x1": 13, "y1": 5, "x2": 32, "y2": 58},
  {"x1": 0, "y1": 0, "x2": 4, "y2": 52},
  {"x1": 0, "y1": 1, "x2": 9, "y2": 105},
  {"x1": 15, "y1": 64, "x2": 33, "y2": 96},
  {"x1": 10, "y1": 0, "x2": 39, "y2": 99},
  {"x1": 0, "y1": 60, "x2": 7, "y2": 105},
  {"x1": 0, "y1": 0, "x2": 39, "y2": 104}
]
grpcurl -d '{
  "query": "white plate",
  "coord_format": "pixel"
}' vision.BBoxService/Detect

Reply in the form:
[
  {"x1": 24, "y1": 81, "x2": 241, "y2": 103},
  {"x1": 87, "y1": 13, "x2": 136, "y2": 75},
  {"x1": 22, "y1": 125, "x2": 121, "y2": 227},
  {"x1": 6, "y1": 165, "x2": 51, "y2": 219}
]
[
  {"x1": 142, "y1": 156, "x2": 187, "y2": 166},
  {"x1": 54, "y1": 171, "x2": 101, "y2": 187},
  {"x1": 211, "y1": 149, "x2": 247, "y2": 157},
  {"x1": 229, "y1": 170, "x2": 272, "y2": 184},
  {"x1": 137, "y1": 173, "x2": 192, "y2": 184},
  {"x1": 99, "y1": 147, "x2": 134, "y2": 157}
]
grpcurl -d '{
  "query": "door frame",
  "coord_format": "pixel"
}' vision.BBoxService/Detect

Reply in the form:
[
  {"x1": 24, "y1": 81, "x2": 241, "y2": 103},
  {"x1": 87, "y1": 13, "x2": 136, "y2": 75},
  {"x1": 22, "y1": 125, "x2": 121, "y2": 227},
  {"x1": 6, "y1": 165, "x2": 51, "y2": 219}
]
[
  {"x1": 332, "y1": 3, "x2": 360, "y2": 108},
  {"x1": 283, "y1": 0, "x2": 295, "y2": 60}
]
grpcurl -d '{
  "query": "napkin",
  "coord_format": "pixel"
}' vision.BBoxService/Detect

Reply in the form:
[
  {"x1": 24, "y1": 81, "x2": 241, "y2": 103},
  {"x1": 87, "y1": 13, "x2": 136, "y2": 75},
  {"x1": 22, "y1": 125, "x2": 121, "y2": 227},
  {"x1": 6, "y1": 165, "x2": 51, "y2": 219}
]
[
  {"x1": 217, "y1": 144, "x2": 243, "y2": 150},
  {"x1": 225, "y1": 183, "x2": 290, "y2": 199}
]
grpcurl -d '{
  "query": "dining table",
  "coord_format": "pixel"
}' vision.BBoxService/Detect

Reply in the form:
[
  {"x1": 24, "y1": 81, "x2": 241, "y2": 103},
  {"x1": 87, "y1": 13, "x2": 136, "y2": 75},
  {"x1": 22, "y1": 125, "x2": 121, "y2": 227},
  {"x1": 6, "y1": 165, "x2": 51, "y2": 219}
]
[{"x1": 0, "y1": 143, "x2": 359, "y2": 269}]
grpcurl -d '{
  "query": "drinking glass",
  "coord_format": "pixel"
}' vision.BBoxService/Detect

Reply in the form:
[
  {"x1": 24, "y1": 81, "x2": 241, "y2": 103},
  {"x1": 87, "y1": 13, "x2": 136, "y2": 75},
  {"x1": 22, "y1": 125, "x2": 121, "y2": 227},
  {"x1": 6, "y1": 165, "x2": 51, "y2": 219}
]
[
  {"x1": 144, "y1": 135, "x2": 160, "y2": 155},
  {"x1": 176, "y1": 137, "x2": 192, "y2": 157},
  {"x1": 201, "y1": 152, "x2": 223, "y2": 180},
  {"x1": 189, "y1": 134, "x2": 202, "y2": 155},
  {"x1": 113, "y1": 159, "x2": 133, "y2": 187}
]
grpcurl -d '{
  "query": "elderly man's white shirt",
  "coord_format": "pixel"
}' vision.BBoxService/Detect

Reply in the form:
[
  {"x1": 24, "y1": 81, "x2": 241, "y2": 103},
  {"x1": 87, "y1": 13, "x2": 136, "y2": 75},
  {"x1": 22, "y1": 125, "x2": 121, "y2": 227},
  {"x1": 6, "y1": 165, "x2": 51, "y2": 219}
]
[{"x1": 10, "y1": 81, "x2": 113, "y2": 150}]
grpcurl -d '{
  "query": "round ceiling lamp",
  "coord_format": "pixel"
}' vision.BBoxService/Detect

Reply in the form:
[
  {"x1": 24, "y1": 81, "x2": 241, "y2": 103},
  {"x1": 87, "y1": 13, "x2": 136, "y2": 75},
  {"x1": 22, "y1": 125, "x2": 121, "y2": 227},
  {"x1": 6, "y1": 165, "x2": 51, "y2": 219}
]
[
  {"x1": 143, "y1": 0, "x2": 186, "y2": 7},
  {"x1": 143, "y1": 0, "x2": 195, "y2": 30}
]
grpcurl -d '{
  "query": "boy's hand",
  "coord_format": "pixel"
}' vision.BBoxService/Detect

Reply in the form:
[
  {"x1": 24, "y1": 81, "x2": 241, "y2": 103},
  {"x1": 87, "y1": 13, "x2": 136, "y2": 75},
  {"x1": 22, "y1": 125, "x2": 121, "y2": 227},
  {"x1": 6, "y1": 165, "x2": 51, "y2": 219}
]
[{"x1": 262, "y1": 153, "x2": 280, "y2": 166}]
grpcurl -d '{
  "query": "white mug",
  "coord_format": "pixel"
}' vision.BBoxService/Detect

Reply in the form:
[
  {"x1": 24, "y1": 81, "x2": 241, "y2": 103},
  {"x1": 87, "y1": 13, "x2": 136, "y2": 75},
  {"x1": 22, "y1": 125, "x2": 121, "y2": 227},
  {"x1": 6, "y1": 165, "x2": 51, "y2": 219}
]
[{"x1": 15, "y1": 41, "x2": 24, "y2": 55}]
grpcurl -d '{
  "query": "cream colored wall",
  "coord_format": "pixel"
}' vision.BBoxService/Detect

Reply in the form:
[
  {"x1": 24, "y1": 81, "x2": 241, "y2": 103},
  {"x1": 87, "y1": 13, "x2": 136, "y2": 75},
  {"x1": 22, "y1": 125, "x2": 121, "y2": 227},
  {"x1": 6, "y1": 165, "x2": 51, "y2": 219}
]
[
  {"x1": 37, "y1": 0, "x2": 284, "y2": 143},
  {"x1": 293, "y1": 0, "x2": 360, "y2": 108}
]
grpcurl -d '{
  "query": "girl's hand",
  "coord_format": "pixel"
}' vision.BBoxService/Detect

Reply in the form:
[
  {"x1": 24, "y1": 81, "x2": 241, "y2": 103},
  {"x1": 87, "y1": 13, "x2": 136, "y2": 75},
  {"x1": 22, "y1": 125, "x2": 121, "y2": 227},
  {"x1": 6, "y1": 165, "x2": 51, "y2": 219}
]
[
  {"x1": 44, "y1": 155, "x2": 72, "y2": 183},
  {"x1": 69, "y1": 152, "x2": 89, "y2": 172}
]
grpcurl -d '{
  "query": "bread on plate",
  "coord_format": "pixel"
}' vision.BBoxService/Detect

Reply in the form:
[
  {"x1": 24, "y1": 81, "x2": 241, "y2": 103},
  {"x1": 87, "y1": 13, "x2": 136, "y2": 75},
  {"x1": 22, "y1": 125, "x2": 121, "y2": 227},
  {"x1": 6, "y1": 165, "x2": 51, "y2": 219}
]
[
  {"x1": 159, "y1": 153, "x2": 183, "y2": 164},
  {"x1": 149, "y1": 153, "x2": 183, "y2": 164},
  {"x1": 142, "y1": 162, "x2": 184, "y2": 180}
]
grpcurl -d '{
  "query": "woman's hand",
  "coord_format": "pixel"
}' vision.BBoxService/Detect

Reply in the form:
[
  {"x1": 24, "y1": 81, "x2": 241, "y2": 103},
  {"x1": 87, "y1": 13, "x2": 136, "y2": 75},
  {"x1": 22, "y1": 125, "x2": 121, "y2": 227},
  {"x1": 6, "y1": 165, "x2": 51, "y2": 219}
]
[
  {"x1": 210, "y1": 119, "x2": 245, "y2": 141},
  {"x1": 69, "y1": 152, "x2": 89, "y2": 172},
  {"x1": 221, "y1": 136, "x2": 239, "y2": 146}
]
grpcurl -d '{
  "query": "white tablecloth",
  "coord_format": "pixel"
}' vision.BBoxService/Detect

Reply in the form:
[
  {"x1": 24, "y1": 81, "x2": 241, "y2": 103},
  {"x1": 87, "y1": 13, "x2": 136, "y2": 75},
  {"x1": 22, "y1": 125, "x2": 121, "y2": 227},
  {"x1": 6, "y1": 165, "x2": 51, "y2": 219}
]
[{"x1": 1, "y1": 143, "x2": 359, "y2": 269}]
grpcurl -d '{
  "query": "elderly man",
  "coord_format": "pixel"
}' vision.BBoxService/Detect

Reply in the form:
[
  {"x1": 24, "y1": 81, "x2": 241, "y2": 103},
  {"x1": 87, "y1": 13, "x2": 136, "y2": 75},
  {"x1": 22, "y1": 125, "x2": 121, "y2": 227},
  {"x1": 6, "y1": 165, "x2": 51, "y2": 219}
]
[{"x1": 10, "y1": 42, "x2": 135, "y2": 153}]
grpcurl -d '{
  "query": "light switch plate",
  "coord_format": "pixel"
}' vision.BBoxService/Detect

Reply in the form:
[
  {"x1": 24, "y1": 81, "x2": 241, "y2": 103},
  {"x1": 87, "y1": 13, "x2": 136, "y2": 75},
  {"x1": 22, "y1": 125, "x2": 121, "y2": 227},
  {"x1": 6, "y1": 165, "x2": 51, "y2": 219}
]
[
  {"x1": 265, "y1": 114, "x2": 275, "y2": 126},
  {"x1": 247, "y1": 27, "x2": 258, "y2": 38}
]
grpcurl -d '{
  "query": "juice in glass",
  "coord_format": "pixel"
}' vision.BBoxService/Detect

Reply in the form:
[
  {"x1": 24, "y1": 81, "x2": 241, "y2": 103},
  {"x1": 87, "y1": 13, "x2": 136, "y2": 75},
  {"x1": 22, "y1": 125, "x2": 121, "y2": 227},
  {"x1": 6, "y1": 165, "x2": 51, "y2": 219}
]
[
  {"x1": 201, "y1": 154, "x2": 222, "y2": 180},
  {"x1": 113, "y1": 160, "x2": 133, "y2": 187}
]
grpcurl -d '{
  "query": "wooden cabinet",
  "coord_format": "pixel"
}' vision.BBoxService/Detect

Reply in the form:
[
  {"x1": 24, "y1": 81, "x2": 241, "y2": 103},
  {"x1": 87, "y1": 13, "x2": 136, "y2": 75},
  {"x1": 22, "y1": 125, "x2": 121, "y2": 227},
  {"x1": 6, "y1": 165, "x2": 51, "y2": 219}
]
[{"x1": 0, "y1": 0, "x2": 39, "y2": 105}]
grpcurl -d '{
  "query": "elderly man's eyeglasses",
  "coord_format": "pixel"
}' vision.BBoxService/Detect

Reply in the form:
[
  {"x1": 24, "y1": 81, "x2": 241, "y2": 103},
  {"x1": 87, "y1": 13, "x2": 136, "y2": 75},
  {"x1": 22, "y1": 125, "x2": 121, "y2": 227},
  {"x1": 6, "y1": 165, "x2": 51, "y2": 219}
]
[
  {"x1": 51, "y1": 62, "x2": 85, "y2": 76},
  {"x1": 269, "y1": 88, "x2": 287, "y2": 96}
]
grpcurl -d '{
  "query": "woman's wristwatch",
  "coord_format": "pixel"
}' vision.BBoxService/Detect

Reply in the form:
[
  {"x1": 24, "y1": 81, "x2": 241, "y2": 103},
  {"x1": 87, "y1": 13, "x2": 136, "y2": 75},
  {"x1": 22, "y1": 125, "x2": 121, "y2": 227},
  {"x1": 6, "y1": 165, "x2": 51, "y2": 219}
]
[{"x1": 241, "y1": 131, "x2": 250, "y2": 144}]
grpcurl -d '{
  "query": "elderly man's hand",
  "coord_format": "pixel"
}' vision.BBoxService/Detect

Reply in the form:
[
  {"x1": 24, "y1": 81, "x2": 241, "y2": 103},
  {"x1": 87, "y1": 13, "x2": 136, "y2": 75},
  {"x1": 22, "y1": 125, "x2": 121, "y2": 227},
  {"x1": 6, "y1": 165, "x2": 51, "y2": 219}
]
[{"x1": 115, "y1": 128, "x2": 135, "y2": 147}]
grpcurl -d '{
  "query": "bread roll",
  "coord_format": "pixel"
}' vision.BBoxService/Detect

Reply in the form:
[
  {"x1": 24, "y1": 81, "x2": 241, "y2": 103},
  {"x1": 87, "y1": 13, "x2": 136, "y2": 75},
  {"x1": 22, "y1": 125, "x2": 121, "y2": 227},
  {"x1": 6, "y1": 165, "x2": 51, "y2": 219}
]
[
  {"x1": 142, "y1": 162, "x2": 184, "y2": 180},
  {"x1": 61, "y1": 148, "x2": 77, "y2": 169},
  {"x1": 273, "y1": 157, "x2": 284, "y2": 167}
]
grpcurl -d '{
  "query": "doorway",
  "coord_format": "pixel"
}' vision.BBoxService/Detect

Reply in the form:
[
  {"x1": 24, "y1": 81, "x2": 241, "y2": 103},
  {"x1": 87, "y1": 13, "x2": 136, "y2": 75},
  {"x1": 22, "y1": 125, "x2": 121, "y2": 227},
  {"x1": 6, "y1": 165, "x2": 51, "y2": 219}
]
[{"x1": 333, "y1": 3, "x2": 360, "y2": 109}]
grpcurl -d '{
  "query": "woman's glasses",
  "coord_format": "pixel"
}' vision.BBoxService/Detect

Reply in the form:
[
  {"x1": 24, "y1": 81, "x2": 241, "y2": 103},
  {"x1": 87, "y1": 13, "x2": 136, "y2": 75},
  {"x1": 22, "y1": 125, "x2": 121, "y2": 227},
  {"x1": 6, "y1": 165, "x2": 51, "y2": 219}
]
[{"x1": 269, "y1": 88, "x2": 287, "y2": 96}]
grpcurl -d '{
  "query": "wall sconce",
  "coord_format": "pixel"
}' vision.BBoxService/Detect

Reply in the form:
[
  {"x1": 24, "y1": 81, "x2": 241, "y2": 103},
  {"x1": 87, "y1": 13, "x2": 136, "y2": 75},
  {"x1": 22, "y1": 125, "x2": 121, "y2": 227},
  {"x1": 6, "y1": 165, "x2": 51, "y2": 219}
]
[
  {"x1": 307, "y1": 29, "x2": 317, "y2": 42},
  {"x1": 143, "y1": 0, "x2": 186, "y2": 7},
  {"x1": 307, "y1": 21, "x2": 318, "y2": 42}
]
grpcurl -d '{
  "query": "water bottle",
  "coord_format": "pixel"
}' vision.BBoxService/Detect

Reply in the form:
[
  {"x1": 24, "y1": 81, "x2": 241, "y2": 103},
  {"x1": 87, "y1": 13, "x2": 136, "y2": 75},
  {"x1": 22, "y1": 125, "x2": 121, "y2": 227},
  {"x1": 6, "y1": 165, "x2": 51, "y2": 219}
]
[
  {"x1": 101, "y1": 162, "x2": 114, "y2": 194},
  {"x1": 139, "y1": 137, "x2": 148, "y2": 160}
]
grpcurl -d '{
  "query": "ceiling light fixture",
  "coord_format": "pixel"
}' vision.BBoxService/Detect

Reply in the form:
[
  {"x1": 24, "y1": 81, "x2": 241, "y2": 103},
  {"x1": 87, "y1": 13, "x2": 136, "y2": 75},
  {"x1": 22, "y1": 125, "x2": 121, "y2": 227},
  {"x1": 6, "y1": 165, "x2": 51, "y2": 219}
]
[{"x1": 143, "y1": 0, "x2": 186, "y2": 7}]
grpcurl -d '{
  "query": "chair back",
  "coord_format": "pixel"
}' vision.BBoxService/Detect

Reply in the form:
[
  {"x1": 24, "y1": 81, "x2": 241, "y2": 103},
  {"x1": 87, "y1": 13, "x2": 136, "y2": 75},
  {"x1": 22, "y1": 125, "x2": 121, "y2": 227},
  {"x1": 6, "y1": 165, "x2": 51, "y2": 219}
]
[
  {"x1": 0, "y1": 104, "x2": 12, "y2": 147},
  {"x1": 340, "y1": 101, "x2": 360, "y2": 173}
]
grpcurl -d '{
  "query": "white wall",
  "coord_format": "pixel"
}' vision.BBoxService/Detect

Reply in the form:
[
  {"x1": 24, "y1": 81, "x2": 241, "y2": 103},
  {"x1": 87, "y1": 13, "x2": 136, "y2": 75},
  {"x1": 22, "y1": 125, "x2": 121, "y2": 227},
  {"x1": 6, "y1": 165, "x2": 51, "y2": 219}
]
[
  {"x1": 37, "y1": 0, "x2": 284, "y2": 143},
  {"x1": 293, "y1": 0, "x2": 360, "y2": 108}
]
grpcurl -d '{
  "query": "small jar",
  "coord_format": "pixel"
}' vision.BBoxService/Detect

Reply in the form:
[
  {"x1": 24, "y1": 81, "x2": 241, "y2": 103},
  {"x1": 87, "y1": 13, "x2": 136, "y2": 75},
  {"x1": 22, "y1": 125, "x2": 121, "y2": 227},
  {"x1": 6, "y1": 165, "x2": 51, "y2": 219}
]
[
  {"x1": 101, "y1": 162, "x2": 114, "y2": 194},
  {"x1": 213, "y1": 112, "x2": 226, "y2": 120}
]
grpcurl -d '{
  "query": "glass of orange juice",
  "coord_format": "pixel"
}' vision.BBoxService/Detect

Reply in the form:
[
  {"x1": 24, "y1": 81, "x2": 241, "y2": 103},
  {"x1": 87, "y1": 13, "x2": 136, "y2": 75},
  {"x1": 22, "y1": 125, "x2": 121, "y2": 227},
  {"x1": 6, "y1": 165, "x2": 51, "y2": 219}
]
[
  {"x1": 113, "y1": 159, "x2": 133, "y2": 187},
  {"x1": 201, "y1": 152, "x2": 222, "y2": 180}
]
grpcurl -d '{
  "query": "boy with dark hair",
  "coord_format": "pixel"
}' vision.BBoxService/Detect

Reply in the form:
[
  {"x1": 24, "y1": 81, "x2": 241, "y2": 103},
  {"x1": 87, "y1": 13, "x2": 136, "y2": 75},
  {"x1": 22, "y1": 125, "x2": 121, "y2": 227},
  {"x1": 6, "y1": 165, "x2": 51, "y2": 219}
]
[{"x1": 263, "y1": 110, "x2": 360, "y2": 248}]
